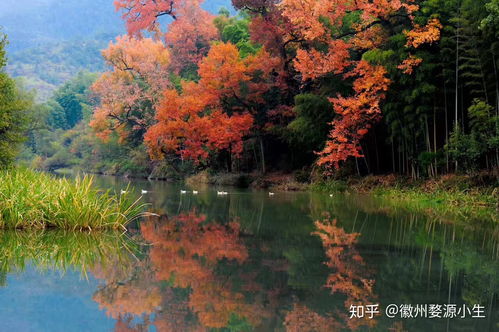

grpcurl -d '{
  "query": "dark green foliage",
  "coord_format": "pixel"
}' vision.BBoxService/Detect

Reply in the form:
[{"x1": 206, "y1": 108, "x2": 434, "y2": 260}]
[
  {"x1": 287, "y1": 94, "x2": 334, "y2": 153},
  {"x1": 446, "y1": 100, "x2": 498, "y2": 171}
]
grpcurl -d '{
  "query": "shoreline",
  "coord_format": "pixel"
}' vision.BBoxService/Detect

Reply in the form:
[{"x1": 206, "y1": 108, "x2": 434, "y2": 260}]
[{"x1": 57, "y1": 167, "x2": 498, "y2": 223}]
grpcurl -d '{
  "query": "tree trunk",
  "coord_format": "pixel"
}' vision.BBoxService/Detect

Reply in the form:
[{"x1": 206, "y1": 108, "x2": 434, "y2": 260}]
[
  {"x1": 227, "y1": 145, "x2": 232, "y2": 173},
  {"x1": 454, "y1": 11, "x2": 459, "y2": 172},
  {"x1": 455, "y1": 1, "x2": 460, "y2": 172},
  {"x1": 444, "y1": 78, "x2": 449, "y2": 172},
  {"x1": 391, "y1": 140, "x2": 396, "y2": 173},
  {"x1": 433, "y1": 105, "x2": 438, "y2": 176},
  {"x1": 493, "y1": 53, "x2": 499, "y2": 167},
  {"x1": 259, "y1": 135, "x2": 266, "y2": 174},
  {"x1": 374, "y1": 132, "x2": 380, "y2": 173}
]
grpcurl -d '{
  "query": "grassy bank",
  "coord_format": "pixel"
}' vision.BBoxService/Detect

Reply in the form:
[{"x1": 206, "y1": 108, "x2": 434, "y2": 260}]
[
  {"x1": 312, "y1": 173, "x2": 498, "y2": 223},
  {"x1": 0, "y1": 168, "x2": 146, "y2": 230}
]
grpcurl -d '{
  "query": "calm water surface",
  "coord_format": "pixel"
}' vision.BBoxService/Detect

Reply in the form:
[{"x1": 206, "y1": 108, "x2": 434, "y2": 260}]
[{"x1": 0, "y1": 175, "x2": 498, "y2": 331}]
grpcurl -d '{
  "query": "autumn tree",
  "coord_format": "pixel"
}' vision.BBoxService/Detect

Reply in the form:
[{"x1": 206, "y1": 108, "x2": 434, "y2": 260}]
[
  {"x1": 278, "y1": 0, "x2": 442, "y2": 169},
  {"x1": 231, "y1": 0, "x2": 303, "y2": 102},
  {"x1": 165, "y1": 0, "x2": 219, "y2": 77},
  {"x1": 115, "y1": 0, "x2": 181, "y2": 37},
  {"x1": 144, "y1": 42, "x2": 282, "y2": 169},
  {"x1": 90, "y1": 36, "x2": 170, "y2": 145}
]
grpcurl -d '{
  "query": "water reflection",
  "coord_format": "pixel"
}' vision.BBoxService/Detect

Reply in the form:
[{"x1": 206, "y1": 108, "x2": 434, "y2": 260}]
[
  {"x1": 0, "y1": 175, "x2": 498, "y2": 331},
  {"x1": 0, "y1": 230, "x2": 135, "y2": 277}
]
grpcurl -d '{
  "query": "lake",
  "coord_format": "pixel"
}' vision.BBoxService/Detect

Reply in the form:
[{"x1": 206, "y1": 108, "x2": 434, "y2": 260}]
[{"x1": 0, "y1": 175, "x2": 498, "y2": 331}]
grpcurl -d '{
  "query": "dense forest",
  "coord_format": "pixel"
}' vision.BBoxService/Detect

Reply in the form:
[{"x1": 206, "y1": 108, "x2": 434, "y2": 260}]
[{"x1": 2, "y1": 0, "x2": 499, "y2": 184}]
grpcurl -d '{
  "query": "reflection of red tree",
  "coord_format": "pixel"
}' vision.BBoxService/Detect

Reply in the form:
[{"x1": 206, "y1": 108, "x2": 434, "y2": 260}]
[
  {"x1": 311, "y1": 217, "x2": 377, "y2": 330},
  {"x1": 153, "y1": 288, "x2": 205, "y2": 332},
  {"x1": 93, "y1": 264, "x2": 162, "y2": 319},
  {"x1": 313, "y1": 218, "x2": 375, "y2": 305},
  {"x1": 141, "y1": 212, "x2": 266, "y2": 329}
]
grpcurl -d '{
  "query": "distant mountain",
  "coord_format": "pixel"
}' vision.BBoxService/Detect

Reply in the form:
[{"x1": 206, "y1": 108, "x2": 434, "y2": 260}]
[
  {"x1": 0, "y1": 0, "x2": 233, "y2": 101},
  {"x1": 0, "y1": 0, "x2": 123, "y2": 52},
  {"x1": 7, "y1": 34, "x2": 117, "y2": 101}
]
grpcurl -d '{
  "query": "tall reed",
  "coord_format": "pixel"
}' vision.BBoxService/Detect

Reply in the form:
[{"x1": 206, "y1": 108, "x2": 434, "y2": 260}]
[{"x1": 0, "y1": 168, "x2": 146, "y2": 230}]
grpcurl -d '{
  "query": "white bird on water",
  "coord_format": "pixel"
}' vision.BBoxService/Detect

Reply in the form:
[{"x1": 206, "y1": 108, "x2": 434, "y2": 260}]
[
  {"x1": 269, "y1": 192, "x2": 275, "y2": 196},
  {"x1": 217, "y1": 191, "x2": 229, "y2": 195},
  {"x1": 120, "y1": 190, "x2": 127, "y2": 194},
  {"x1": 180, "y1": 190, "x2": 187, "y2": 194},
  {"x1": 193, "y1": 190, "x2": 199, "y2": 195},
  {"x1": 329, "y1": 194, "x2": 333, "y2": 197},
  {"x1": 141, "y1": 190, "x2": 148, "y2": 194}
]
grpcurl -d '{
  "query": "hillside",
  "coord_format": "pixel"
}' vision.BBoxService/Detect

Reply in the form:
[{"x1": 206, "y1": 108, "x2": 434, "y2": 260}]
[{"x1": 1, "y1": 0, "x2": 232, "y2": 101}]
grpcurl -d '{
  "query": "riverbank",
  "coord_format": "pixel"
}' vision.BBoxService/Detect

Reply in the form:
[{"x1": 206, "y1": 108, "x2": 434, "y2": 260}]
[
  {"x1": 312, "y1": 173, "x2": 498, "y2": 223},
  {"x1": 0, "y1": 168, "x2": 145, "y2": 230},
  {"x1": 54, "y1": 166, "x2": 498, "y2": 223},
  {"x1": 185, "y1": 170, "x2": 498, "y2": 223}
]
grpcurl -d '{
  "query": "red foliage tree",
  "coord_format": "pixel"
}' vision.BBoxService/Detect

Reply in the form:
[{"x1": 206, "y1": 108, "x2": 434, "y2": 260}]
[
  {"x1": 278, "y1": 0, "x2": 442, "y2": 168},
  {"x1": 114, "y1": 0, "x2": 181, "y2": 37},
  {"x1": 144, "y1": 42, "x2": 280, "y2": 163},
  {"x1": 165, "y1": 0, "x2": 219, "y2": 74}
]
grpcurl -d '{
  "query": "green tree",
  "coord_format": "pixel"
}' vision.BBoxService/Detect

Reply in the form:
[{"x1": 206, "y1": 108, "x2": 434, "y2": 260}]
[
  {"x1": 286, "y1": 94, "x2": 334, "y2": 155},
  {"x1": 0, "y1": 33, "x2": 32, "y2": 168},
  {"x1": 53, "y1": 71, "x2": 97, "y2": 129}
]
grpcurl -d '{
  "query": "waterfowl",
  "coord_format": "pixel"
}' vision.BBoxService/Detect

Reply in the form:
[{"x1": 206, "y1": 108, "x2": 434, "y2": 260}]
[
  {"x1": 269, "y1": 192, "x2": 275, "y2": 196},
  {"x1": 193, "y1": 190, "x2": 199, "y2": 194},
  {"x1": 120, "y1": 190, "x2": 127, "y2": 194},
  {"x1": 180, "y1": 190, "x2": 187, "y2": 194},
  {"x1": 141, "y1": 190, "x2": 148, "y2": 194}
]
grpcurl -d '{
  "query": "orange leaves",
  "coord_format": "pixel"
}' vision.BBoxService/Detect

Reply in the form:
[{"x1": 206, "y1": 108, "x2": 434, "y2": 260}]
[
  {"x1": 398, "y1": 54, "x2": 423, "y2": 74},
  {"x1": 114, "y1": 0, "x2": 181, "y2": 37},
  {"x1": 90, "y1": 36, "x2": 171, "y2": 141},
  {"x1": 198, "y1": 42, "x2": 249, "y2": 96},
  {"x1": 144, "y1": 42, "x2": 281, "y2": 163},
  {"x1": 294, "y1": 40, "x2": 352, "y2": 81},
  {"x1": 278, "y1": 0, "x2": 442, "y2": 169},
  {"x1": 404, "y1": 18, "x2": 443, "y2": 48},
  {"x1": 278, "y1": 0, "x2": 333, "y2": 40},
  {"x1": 398, "y1": 18, "x2": 442, "y2": 75},
  {"x1": 144, "y1": 79, "x2": 254, "y2": 163},
  {"x1": 318, "y1": 61, "x2": 390, "y2": 168},
  {"x1": 165, "y1": 1, "x2": 219, "y2": 73}
]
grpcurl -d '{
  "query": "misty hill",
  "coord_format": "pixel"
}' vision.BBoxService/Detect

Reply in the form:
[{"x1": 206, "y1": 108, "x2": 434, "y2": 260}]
[
  {"x1": 0, "y1": 0, "x2": 123, "y2": 52},
  {"x1": 0, "y1": 0, "x2": 232, "y2": 101}
]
